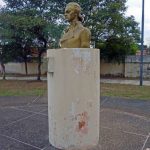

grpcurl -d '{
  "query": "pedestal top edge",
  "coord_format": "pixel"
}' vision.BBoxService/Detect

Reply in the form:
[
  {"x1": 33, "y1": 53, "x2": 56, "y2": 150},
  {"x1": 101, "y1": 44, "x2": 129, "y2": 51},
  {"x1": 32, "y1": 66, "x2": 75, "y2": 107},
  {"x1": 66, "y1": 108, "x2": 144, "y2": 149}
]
[
  {"x1": 47, "y1": 48, "x2": 100, "y2": 57},
  {"x1": 47, "y1": 48, "x2": 99, "y2": 51}
]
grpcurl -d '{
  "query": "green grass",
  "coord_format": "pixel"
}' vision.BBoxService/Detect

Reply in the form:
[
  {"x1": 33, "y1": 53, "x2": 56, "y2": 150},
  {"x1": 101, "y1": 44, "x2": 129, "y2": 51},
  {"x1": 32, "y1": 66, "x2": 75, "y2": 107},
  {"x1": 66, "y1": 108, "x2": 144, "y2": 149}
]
[
  {"x1": 101, "y1": 83, "x2": 150, "y2": 100},
  {"x1": 0, "y1": 80, "x2": 150, "y2": 100},
  {"x1": 0, "y1": 80, "x2": 47, "y2": 96},
  {"x1": 0, "y1": 89, "x2": 46, "y2": 96}
]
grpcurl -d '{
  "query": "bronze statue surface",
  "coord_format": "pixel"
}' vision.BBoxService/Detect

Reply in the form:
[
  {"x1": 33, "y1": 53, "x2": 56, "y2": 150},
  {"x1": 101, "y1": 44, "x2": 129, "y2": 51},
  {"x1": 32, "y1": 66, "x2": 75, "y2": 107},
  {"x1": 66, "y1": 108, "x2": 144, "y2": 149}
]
[{"x1": 60, "y1": 2, "x2": 91, "y2": 48}]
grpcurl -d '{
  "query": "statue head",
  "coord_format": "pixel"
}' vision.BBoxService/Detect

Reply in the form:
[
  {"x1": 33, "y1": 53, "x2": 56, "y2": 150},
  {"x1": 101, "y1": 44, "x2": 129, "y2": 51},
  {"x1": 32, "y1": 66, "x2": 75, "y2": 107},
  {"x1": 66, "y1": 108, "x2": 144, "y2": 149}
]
[{"x1": 64, "y1": 2, "x2": 83, "y2": 22}]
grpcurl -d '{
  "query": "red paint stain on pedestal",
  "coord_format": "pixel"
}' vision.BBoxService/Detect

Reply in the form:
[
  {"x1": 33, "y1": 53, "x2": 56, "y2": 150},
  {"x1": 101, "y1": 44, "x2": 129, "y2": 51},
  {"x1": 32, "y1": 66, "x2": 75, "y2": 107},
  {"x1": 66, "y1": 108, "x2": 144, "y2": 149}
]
[{"x1": 76, "y1": 111, "x2": 88, "y2": 134}]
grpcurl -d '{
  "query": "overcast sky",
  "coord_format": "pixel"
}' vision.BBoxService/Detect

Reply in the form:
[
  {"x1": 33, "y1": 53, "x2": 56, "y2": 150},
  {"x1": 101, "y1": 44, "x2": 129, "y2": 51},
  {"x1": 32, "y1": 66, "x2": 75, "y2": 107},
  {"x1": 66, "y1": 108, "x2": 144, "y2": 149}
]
[
  {"x1": 0, "y1": 0, "x2": 150, "y2": 45},
  {"x1": 126, "y1": 0, "x2": 150, "y2": 46}
]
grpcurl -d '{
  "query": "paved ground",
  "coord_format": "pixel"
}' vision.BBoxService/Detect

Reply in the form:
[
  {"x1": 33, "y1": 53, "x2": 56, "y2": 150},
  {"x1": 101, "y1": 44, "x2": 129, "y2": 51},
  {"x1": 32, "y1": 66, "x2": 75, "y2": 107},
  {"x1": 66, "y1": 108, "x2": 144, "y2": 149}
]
[
  {"x1": 1, "y1": 76, "x2": 150, "y2": 86},
  {"x1": 0, "y1": 96, "x2": 149, "y2": 150},
  {"x1": 101, "y1": 79, "x2": 150, "y2": 86}
]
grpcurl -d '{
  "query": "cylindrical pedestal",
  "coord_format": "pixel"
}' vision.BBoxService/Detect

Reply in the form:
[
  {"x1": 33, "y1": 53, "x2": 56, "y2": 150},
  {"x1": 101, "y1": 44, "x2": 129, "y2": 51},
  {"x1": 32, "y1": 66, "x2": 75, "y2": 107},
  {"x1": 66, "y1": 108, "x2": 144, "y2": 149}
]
[{"x1": 47, "y1": 48, "x2": 100, "y2": 149}]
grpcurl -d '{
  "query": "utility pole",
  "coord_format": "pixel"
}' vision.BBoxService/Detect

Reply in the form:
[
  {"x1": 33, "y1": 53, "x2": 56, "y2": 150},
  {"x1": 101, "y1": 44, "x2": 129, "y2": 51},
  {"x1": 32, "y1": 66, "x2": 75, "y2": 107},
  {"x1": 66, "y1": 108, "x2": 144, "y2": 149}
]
[{"x1": 140, "y1": 0, "x2": 145, "y2": 86}]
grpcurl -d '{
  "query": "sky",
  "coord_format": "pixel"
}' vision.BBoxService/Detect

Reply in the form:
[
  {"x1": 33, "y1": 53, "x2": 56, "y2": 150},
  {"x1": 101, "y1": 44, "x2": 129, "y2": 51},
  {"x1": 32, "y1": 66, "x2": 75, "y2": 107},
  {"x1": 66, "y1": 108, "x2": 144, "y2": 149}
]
[
  {"x1": 0, "y1": 0, "x2": 150, "y2": 46},
  {"x1": 126, "y1": 0, "x2": 150, "y2": 46}
]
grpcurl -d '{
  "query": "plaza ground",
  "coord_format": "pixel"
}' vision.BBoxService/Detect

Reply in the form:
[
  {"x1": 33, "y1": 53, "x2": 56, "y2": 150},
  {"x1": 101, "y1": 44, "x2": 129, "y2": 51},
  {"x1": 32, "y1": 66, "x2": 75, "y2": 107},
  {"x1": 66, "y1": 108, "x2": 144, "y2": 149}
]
[
  {"x1": 0, "y1": 78, "x2": 149, "y2": 149},
  {"x1": 0, "y1": 95, "x2": 149, "y2": 150}
]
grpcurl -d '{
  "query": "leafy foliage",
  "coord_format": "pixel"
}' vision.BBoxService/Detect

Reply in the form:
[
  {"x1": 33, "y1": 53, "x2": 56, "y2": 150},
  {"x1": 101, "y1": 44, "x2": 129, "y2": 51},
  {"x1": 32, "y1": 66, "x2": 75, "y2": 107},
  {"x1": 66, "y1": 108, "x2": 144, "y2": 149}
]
[
  {"x1": 98, "y1": 36, "x2": 139, "y2": 63},
  {"x1": 0, "y1": 0, "x2": 140, "y2": 65},
  {"x1": 0, "y1": 0, "x2": 65, "y2": 79}
]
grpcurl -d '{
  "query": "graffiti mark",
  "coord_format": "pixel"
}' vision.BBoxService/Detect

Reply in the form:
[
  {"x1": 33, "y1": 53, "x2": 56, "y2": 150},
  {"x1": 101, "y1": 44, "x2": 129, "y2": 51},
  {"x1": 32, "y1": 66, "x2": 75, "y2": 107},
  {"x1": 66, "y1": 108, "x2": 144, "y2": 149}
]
[{"x1": 76, "y1": 111, "x2": 88, "y2": 134}]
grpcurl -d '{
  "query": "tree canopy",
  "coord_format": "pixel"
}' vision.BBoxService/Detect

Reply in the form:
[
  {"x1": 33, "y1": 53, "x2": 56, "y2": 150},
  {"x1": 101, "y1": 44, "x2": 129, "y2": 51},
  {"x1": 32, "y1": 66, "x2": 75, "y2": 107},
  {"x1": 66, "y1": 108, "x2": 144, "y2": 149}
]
[{"x1": 0, "y1": 0, "x2": 140, "y2": 64}]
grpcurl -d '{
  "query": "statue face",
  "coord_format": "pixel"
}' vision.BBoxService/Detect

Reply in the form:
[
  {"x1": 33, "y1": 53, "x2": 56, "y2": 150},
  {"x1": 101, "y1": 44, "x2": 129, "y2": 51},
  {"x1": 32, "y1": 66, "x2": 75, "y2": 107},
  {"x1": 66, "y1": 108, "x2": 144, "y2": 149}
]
[{"x1": 64, "y1": 6, "x2": 77, "y2": 22}]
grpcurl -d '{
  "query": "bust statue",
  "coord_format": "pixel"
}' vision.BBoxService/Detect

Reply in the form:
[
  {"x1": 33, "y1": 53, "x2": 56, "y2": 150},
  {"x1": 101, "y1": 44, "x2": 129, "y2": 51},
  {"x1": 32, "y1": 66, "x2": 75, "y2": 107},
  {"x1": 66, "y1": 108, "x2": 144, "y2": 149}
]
[{"x1": 60, "y1": 2, "x2": 91, "y2": 48}]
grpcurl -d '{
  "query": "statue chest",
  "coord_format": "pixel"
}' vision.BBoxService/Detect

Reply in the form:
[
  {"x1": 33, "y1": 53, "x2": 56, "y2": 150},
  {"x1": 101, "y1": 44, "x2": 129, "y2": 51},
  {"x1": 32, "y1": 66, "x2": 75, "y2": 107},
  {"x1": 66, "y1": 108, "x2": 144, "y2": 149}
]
[{"x1": 60, "y1": 28, "x2": 83, "y2": 48}]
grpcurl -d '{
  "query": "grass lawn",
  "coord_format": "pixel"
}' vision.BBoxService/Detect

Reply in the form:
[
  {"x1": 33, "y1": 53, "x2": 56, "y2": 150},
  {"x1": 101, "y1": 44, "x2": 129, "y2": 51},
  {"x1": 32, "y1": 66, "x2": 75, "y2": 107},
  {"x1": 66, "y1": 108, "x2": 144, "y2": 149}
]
[
  {"x1": 0, "y1": 80, "x2": 150, "y2": 100},
  {"x1": 0, "y1": 80, "x2": 47, "y2": 96},
  {"x1": 101, "y1": 83, "x2": 150, "y2": 100}
]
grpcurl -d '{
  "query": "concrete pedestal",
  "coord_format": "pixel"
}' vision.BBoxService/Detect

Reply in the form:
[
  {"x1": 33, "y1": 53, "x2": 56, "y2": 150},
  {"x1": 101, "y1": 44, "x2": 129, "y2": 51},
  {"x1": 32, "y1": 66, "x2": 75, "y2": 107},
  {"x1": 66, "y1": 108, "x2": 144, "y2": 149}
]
[{"x1": 47, "y1": 48, "x2": 100, "y2": 149}]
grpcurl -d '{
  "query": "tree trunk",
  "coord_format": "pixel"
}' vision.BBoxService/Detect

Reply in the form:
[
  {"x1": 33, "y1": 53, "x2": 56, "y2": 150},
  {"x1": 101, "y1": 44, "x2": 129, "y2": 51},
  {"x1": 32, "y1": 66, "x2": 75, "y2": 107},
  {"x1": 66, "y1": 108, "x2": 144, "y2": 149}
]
[
  {"x1": 37, "y1": 52, "x2": 42, "y2": 81},
  {"x1": 36, "y1": 38, "x2": 47, "y2": 81},
  {"x1": 1, "y1": 63, "x2": 6, "y2": 80},
  {"x1": 24, "y1": 59, "x2": 28, "y2": 75}
]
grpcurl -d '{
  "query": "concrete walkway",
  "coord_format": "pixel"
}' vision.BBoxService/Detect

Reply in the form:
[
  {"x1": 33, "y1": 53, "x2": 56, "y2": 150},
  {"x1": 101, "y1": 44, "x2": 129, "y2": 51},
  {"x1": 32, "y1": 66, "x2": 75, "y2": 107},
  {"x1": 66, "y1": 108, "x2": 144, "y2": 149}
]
[
  {"x1": 101, "y1": 78, "x2": 150, "y2": 86},
  {"x1": 0, "y1": 76, "x2": 47, "y2": 81},
  {"x1": 0, "y1": 96, "x2": 149, "y2": 150},
  {"x1": 1, "y1": 76, "x2": 150, "y2": 86}
]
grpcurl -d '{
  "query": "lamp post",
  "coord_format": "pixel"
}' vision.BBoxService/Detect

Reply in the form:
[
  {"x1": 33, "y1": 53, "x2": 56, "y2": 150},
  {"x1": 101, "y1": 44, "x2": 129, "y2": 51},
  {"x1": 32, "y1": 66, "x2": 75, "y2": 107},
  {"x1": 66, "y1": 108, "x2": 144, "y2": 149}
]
[{"x1": 140, "y1": 0, "x2": 145, "y2": 86}]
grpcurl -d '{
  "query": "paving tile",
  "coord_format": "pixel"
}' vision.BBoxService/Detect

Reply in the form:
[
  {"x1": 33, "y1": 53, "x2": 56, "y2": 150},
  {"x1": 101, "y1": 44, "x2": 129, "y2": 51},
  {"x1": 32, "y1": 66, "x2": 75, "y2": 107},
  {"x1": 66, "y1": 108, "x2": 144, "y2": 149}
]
[
  {"x1": 43, "y1": 143, "x2": 61, "y2": 150},
  {"x1": 41, "y1": 109, "x2": 48, "y2": 115},
  {"x1": 143, "y1": 136, "x2": 150, "y2": 150},
  {"x1": 100, "y1": 108, "x2": 150, "y2": 136},
  {"x1": 102, "y1": 96, "x2": 150, "y2": 118},
  {"x1": 0, "y1": 96, "x2": 149, "y2": 150},
  {"x1": 33, "y1": 96, "x2": 48, "y2": 104},
  {"x1": 100, "y1": 127, "x2": 146, "y2": 150},
  {"x1": 0, "y1": 108, "x2": 33, "y2": 127},
  {"x1": 43, "y1": 143, "x2": 101, "y2": 150},
  {"x1": 100, "y1": 97, "x2": 109, "y2": 107},
  {"x1": 14, "y1": 105, "x2": 48, "y2": 113},
  {"x1": 0, "y1": 114, "x2": 49, "y2": 149},
  {"x1": 0, "y1": 96, "x2": 39, "y2": 107},
  {"x1": 0, "y1": 134, "x2": 39, "y2": 150}
]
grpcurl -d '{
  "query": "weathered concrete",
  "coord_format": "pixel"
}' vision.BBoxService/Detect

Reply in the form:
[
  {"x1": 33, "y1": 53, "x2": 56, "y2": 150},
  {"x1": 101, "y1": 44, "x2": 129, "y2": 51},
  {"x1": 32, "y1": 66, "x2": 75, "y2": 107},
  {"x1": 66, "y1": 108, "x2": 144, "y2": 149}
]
[
  {"x1": 125, "y1": 55, "x2": 150, "y2": 78},
  {"x1": 47, "y1": 48, "x2": 100, "y2": 149},
  {"x1": 100, "y1": 61, "x2": 124, "y2": 77},
  {"x1": 100, "y1": 55, "x2": 150, "y2": 78}
]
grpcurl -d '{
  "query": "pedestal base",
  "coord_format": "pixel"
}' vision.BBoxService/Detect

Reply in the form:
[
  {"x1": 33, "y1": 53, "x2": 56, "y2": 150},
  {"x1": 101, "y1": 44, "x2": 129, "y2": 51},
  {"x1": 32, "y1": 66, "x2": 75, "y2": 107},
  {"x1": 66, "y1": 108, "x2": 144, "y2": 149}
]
[{"x1": 47, "y1": 48, "x2": 100, "y2": 149}]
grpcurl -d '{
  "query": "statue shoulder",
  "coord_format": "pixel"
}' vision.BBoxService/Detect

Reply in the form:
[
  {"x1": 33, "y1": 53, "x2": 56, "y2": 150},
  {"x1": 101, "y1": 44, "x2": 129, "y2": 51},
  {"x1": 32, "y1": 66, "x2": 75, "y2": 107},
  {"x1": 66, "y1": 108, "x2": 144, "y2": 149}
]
[
  {"x1": 84, "y1": 27, "x2": 91, "y2": 34},
  {"x1": 81, "y1": 27, "x2": 91, "y2": 37}
]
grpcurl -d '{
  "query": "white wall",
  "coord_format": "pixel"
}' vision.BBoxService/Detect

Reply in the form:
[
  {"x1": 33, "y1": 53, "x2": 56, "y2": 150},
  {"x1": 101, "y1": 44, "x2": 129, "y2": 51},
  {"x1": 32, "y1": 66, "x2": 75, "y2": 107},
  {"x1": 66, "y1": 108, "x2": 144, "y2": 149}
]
[
  {"x1": 125, "y1": 55, "x2": 150, "y2": 78},
  {"x1": 100, "y1": 61, "x2": 125, "y2": 77},
  {"x1": 5, "y1": 62, "x2": 47, "y2": 75},
  {"x1": 4, "y1": 55, "x2": 150, "y2": 78}
]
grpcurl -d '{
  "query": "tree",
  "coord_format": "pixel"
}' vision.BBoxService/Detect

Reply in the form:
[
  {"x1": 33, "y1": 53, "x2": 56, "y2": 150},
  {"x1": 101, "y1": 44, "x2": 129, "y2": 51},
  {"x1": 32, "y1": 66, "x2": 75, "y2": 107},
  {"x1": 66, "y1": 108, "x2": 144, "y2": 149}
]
[
  {"x1": 0, "y1": 0, "x2": 63, "y2": 80},
  {"x1": 97, "y1": 14, "x2": 140, "y2": 62},
  {"x1": 90, "y1": 0, "x2": 140, "y2": 62},
  {"x1": 0, "y1": 10, "x2": 35, "y2": 75},
  {"x1": 98, "y1": 36, "x2": 139, "y2": 63},
  {"x1": 0, "y1": 45, "x2": 8, "y2": 80},
  {"x1": 0, "y1": 0, "x2": 140, "y2": 68},
  {"x1": 0, "y1": 43, "x2": 18, "y2": 79}
]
